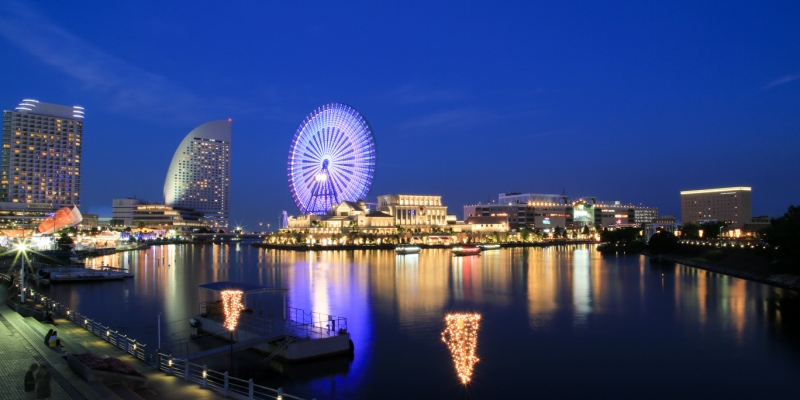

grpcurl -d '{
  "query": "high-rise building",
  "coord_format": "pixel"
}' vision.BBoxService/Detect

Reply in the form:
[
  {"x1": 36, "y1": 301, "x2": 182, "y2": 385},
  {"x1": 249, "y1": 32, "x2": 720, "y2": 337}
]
[
  {"x1": 1, "y1": 99, "x2": 84, "y2": 206},
  {"x1": 164, "y1": 120, "x2": 231, "y2": 230},
  {"x1": 680, "y1": 186, "x2": 752, "y2": 228}
]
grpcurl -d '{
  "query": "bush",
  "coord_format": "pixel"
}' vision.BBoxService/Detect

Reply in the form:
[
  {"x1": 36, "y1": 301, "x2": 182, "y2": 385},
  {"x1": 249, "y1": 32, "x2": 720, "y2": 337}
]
[
  {"x1": 73, "y1": 353, "x2": 136, "y2": 375},
  {"x1": 647, "y1": 231, "x2": 679, "y2": 255}
]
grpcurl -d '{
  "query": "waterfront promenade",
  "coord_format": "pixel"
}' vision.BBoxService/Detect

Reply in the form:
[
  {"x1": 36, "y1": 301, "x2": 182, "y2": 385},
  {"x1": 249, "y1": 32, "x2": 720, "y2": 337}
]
[{"x1": 0, "y1": 284, "x2": 228, "y2": 400}]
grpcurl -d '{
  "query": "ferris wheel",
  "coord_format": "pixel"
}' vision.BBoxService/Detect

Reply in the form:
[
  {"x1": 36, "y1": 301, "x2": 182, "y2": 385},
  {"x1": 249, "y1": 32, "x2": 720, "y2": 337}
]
[{"x1": 287, "y1": 103, "x2": 376, "y2": 215}]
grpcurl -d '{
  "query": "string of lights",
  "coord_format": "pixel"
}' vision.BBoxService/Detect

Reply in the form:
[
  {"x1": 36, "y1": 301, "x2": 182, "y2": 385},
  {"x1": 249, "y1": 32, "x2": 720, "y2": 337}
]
[
  {"x1": 221, "y1": 290, "x2": 244, "y2": 331},
  {"x1": 441, "y1": 313, "x2": 481, "y2": 384}
]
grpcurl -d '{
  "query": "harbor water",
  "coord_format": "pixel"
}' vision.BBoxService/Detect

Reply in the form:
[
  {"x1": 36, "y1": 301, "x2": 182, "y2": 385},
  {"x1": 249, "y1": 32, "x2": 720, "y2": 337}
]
[{"x1": 39, "y1": 244, "x2": 800, "y2": 399}]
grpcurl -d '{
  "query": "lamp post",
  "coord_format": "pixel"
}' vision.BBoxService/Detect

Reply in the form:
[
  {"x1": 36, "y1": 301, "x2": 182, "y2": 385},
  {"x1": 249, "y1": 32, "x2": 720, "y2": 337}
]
[{"x1": 18, "y1": 243, "x2": 27, "y2": 303}]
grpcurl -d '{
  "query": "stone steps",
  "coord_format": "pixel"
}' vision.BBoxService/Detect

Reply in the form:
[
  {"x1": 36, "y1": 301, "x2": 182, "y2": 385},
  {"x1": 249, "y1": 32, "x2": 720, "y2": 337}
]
[{"x1": 0, "y1": 306, "x2": 116, "y2": 399}]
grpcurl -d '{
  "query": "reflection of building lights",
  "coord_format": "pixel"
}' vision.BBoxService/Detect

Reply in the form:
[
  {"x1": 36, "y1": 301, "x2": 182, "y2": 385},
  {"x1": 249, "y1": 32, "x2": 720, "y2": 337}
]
[
  {"x1": 441, "y1": 313, "x2": 481, "y2": 384},
  {"x1": 221, "y1": 290, "x2": 244, "y2": 331}
]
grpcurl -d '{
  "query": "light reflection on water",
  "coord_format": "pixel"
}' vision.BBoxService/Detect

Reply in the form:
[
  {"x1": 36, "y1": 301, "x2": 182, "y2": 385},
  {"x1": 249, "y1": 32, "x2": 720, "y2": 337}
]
[{"x1": 40, "y1": 244, "x2": 800, "y2": 399}]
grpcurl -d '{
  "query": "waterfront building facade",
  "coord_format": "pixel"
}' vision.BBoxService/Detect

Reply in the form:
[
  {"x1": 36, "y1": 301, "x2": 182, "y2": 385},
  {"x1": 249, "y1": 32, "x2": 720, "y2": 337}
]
[
  {"x1": 378, "y1": 194, "x2": 448, "y2": 228},
  {"x1": 1, "y1": 99, "x2": 84, "y2": 207},
  {"x1": 467, "y1": 216, "x2": 509, "y2": 233},
  {"x1": 0, "y1": 202, "x2": 57, "y2": 229},
  {"x1": 132, "y1": 204, "x2": 206, "y2": 232},
  {"x1": 465, "y1": 193, "x2": 657, "y2": 231},
  {"x1": 680, "y1": 186, "x2": 752, "y2": 228},
  {"x1": 164, "y1": 120, "x2": 231, "y2": 230},
  {"x1": 111, "y1": 198, "x2": 141, "y2": 227}
]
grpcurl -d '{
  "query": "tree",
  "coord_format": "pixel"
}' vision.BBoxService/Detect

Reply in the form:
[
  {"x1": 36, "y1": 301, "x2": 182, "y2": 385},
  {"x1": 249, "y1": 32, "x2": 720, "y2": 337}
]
[
  {"x1": 700, "y1": 221, "x2": 727, "y2": 239},
  {"x1": 582, "y1": 226, "x2": 590, "y2": 236},
  {"x1": 57, "y1": 233, "x2": 74, "y2": 251},
  {"x1": 763, "y1": 205, "x2": 800, "y2": 267},
  {"x1": 648, "y1": 231, "x2": 680, "y2": 255},
  {"x1": 681, "y1": 223, "x2": 701, "y2": 239}
]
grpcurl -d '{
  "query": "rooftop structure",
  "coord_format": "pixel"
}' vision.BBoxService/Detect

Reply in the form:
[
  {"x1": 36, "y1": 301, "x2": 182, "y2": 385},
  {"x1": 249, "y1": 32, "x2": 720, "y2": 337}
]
[
  {"x1": 1, "y1": 99, "x2": 83, "y2": 207},
  {"x1": 164, "y1": 120, "x2": 231, "y2": 230}
]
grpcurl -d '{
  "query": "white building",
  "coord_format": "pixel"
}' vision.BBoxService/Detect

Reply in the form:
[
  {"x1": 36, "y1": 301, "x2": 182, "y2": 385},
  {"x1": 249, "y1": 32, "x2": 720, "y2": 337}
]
[
  {"x1": 377, "y1": 194, "x2": 448, "y2": 228},
  {"x1": 164, "y1": 120, "x2": 231, "y2": 230},
  {"x1": 111, "y1": 198, "x2": 141, "y2": 227},
  {"x1": 1, "y1": 99, "x2": 84, "y2": 207}
]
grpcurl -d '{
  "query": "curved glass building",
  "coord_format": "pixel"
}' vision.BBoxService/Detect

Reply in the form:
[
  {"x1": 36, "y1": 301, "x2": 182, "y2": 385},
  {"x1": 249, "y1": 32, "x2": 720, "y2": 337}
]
[{"x1": 164, "y1": 120, "x2": 231, "y2": 230}]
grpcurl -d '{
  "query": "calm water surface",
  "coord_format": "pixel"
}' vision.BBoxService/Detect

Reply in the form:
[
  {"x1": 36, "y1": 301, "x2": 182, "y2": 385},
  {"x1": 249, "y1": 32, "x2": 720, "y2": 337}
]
[{"x1": 41, "y1": 244, "x2": 800, "y2": 399}]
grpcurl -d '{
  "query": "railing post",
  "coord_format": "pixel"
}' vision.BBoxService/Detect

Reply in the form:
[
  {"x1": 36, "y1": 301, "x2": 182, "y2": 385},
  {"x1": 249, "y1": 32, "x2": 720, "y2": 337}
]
[
  {"x1": 277, "y1": 387, "x2": 283, "y2": 399},
  {"x1": 184, "y1": 359, "x2": 189, "y2": 381},
  {"x1": 168, "y1": 358, "x2": 173, "y2": 375},
  {"x1": 248, "y1": 378, "x2": 254, "y2": 399},
  {"x1": 224, "y1": 372, "x2": 229, "y2": 397},
  {"x1": 202, "y1": 364, "x2": 208, "y2": 389}
]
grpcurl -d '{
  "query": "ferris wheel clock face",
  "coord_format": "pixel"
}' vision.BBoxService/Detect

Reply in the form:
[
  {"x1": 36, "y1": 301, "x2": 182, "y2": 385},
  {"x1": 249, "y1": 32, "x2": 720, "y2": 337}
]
[{"x1": 287, "y1": 103, "x2": 376, "y2": 215}]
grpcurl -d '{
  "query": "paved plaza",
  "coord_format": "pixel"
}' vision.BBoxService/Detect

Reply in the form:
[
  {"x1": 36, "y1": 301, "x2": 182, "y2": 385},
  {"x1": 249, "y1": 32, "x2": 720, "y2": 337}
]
[{"x1": 0, "y1": 284, "x2": 231, "y2": 400}]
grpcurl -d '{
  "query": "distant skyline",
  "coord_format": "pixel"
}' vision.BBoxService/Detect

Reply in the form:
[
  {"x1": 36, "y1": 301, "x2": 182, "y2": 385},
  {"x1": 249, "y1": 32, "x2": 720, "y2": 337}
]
[{"x1": 1, "y1": 0, "x2": 798, "y2": 228}]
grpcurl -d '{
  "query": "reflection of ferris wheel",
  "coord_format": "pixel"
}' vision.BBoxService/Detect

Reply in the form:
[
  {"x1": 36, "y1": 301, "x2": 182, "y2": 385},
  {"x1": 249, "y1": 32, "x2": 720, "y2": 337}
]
[{"x1": 288, "y1": 103, "x2": 376, "y2": 215}]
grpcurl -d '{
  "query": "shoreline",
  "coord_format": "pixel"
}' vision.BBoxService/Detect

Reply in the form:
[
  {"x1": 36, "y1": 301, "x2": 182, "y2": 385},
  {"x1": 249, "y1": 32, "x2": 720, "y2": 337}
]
[
  {"x1": 252, "y1": 240, "x2": 596, "y2": 251},
  {"x1": 643, "y1": 251, "x2": 800, "y2": 291}
]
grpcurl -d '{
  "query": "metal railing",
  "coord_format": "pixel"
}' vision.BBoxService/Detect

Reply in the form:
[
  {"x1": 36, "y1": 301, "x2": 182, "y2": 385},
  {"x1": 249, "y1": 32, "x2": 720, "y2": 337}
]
[
  {"x1": 157, "y1": 353, "x2": 311, "y2": 400},
  {"x1": 0, "y1": 275, "x2": 313, "y2": 400},
  {"x1": 200, "y1": 302, "x2": 348, "y2": 341},
  {"x1": 24, "y1": 287, "x2": 148, "y2": 361}
]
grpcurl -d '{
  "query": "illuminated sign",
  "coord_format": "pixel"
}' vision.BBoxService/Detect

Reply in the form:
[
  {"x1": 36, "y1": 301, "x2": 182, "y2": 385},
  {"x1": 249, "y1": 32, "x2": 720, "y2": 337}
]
[
  {"x1": 543, "y1": 218, "x2": 551, "y2": 225},
  {"x1": 572, "y1": 202, "x2": 594, "y2": 223}
]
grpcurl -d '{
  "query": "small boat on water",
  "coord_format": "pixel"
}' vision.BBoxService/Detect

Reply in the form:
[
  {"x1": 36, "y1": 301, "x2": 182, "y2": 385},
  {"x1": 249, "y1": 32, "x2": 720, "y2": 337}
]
[
  {"x1": 38, "y1": 266, "x2": 133, "y2": 283},
  {"x1": 395, "y1": 245, "x2": 421, "y2": 255},
  {"x1": 452, "y1": 245, "x2": 481, "y2": 256},
  {"x1": 478, "y1": 244, "x2": 501, "y2": 250}
]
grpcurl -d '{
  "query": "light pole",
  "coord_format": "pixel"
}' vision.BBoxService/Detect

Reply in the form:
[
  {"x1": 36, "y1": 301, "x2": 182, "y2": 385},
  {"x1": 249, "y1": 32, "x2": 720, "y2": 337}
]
[{"x1": 18, "y1": 243, "x2": 27, "y2": 303}]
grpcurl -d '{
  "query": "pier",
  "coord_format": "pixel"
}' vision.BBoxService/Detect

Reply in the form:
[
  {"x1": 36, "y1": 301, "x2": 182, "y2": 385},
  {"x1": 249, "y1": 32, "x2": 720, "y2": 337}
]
[{"x1": 163, "y1": 282, "x2": 352, "y2": 363}]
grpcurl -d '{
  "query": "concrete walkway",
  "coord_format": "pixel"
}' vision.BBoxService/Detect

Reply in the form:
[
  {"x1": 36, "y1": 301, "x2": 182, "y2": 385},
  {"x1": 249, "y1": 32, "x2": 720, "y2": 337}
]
[{"x1": 0, "y1": 284, "x2": 231, "y2": 399}]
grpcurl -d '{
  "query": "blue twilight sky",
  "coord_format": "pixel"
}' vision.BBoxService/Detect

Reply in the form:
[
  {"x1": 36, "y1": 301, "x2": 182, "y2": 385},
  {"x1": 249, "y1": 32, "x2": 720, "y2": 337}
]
[{"x1": 0, "y1": 0, "x2": 798, "y2": 228}]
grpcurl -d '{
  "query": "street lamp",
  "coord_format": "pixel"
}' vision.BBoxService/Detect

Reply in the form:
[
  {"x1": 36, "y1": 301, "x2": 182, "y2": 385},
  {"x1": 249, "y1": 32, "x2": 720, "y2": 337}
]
[{"x1": 18, "y1": 243, "x2": 27, "y2": 303}]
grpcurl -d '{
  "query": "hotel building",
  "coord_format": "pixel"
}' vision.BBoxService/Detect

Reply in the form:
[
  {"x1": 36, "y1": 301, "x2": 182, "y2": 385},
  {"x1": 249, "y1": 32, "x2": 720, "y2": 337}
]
[
  {"x1": 680, "y1": 186, "x2": 752, "y2": 228},
  {"x1": 164, "y1": 120, "x2": 231, "y2": 230},
  {"x1": 1, "y1": 99, "x2": 83, "y2": 207}
]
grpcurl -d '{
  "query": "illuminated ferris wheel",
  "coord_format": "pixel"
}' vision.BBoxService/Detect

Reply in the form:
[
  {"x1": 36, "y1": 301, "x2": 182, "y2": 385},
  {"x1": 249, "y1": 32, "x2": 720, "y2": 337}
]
[{"x1": 287, "y1": 103, "x2": 376, "y2": 215}]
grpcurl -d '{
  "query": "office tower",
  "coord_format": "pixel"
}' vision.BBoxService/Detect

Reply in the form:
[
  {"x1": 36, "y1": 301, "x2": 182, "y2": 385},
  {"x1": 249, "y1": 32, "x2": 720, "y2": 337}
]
[
  {"x1": 680, "y1": 186, "x2": 752, "y2": 228},
  {"x1": 164, "y1": 120, "x2": 231, "y2": 230},
  {"x1": 1, "y1": 99, "x2": 83, "y2": 207}
]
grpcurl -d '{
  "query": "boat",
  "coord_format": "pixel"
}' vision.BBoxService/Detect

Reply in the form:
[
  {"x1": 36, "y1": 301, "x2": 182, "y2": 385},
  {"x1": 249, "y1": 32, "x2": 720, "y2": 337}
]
[
  {"x1": 395, "y1": 245, "x2": 421, "y2": 255},
  {"x1": 478, "y1": 244, "x2": 501, "y2": 250},
  {"x1": 38, "y1": 266, "x2": 133, "y2": 283},
  {"x1": 452, "y1": 245, "x2": 481, "y2": 256}
]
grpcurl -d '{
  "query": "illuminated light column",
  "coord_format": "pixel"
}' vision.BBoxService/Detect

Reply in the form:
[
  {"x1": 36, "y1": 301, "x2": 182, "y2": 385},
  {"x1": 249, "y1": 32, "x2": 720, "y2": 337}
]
[
  {"x1": 441, "y1": 313, "x2": 481, "y2": 384},
  {"x1": 221, "y1": 290, "x2": 244, "y2": 331}
]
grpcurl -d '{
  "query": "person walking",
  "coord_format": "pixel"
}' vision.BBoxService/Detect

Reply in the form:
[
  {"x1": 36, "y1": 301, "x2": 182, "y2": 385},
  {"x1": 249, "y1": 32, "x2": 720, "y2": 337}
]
[
  {"x1": 35, "y1": 364, "x2": 51, "y2": 400},
  {"x1": 24, "y1": 364, "x2": 37, "y2": 400}
]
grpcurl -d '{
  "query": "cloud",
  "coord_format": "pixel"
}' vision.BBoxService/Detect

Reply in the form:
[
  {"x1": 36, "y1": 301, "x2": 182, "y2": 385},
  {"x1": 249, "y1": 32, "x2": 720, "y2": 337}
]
[
  {"x1": 398, "y1": 105, "x2": 546, "y2": 134},
  {"x1": 762, "y1": 74, "x2": 800, "y2": 90},
  {"x1": 0, "y1": 1, "x2": 208, "y2": 120}
]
